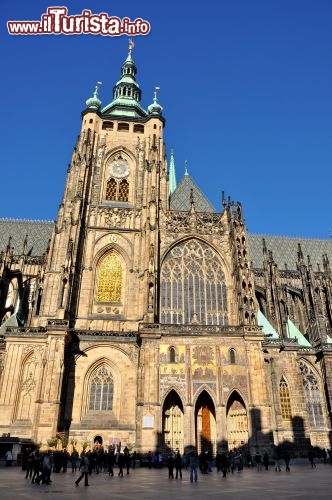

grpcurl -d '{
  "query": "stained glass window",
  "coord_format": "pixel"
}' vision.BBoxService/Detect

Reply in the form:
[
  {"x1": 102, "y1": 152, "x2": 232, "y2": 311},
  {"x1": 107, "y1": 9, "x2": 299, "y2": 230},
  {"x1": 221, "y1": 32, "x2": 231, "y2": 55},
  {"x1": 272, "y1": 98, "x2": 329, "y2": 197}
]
[
  {"x1": 160, "y1": 239, "x2": 228, "y2": 325},
  {"x1": 89, "y1": 365, "x2": 114, "y2": 411},
  {"x1": 279, "y1": 377, "x2": 292, "y2": 419},
  {"x1": 97, "y1": 252, "x2": 122, "y2": 302},
  {"x1": 299, "y1": 361, "x2": 324, "y2": 427}
]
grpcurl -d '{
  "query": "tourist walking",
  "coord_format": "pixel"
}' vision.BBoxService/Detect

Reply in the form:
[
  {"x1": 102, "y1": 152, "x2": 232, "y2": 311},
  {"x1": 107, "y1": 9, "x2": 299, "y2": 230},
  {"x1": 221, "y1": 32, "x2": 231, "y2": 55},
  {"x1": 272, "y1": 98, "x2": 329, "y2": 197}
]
[{"x1": 75, "y1": 452, "x2": 89, "y2": 487}]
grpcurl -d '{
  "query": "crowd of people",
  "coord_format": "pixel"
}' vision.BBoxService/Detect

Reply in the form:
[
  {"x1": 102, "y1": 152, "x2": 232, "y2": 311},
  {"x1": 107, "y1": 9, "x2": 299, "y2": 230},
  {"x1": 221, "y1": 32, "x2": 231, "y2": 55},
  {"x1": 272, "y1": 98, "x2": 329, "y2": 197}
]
[{"x1": 16, "y1": 444, "x2": 332, "y2": 487}]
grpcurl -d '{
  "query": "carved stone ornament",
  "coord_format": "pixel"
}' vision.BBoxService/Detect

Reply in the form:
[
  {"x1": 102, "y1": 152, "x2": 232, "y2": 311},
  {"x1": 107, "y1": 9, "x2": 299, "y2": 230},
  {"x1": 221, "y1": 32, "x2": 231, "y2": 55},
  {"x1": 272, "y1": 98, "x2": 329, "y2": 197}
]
[{"x1": 166, "y1": 211, "x2": 223, "y2": 235}]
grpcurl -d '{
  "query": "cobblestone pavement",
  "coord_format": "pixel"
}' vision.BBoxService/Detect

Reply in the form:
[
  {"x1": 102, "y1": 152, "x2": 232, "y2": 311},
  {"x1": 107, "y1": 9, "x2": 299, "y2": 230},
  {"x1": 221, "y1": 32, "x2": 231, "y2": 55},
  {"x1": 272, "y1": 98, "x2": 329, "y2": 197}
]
[{"x1": 0, "y1": 464, "x2": 331, "y2": 499}]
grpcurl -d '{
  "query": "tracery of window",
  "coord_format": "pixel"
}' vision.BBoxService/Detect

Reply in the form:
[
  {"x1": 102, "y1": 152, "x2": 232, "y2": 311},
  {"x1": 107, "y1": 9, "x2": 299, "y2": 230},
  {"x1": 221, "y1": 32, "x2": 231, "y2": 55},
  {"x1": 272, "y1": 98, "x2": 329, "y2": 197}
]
[
  {"x1": 106, "y1": 178, "x2": 117, "y2": 200},
  {"x1": 299, "y1": 361, "x2": 324, "y2": 427},
  {"x1": 160, "y1": 239, "x2": 228, "y2": 325},
  {"x1": 88, "y1": 365, "x2": 114, "y2": 411},
  {"x1": 96, "y1": 252, "x2": 122, "y2": 302},
  {"x1": 16, "y1": 354, "x2": 38, "y2": 421},
  {"x1": 118, "y1": 179, "x2": 129, "y2": 201},
  {"x1": 279, "y1": 377, "x2": 292, "y2": 420}
]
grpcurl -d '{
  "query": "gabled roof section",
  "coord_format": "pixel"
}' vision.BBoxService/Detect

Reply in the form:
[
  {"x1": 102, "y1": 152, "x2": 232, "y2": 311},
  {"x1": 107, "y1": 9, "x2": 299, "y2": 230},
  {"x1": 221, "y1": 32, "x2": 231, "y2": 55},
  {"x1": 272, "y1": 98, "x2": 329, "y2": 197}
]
[
  {"x1": 287, "y1": 317, "x2": 311, "y2": 347},
  {"x1": 248, "y1": 234, "x2": 332, "y2": 271},
  {"x1": 169, "y1": 173, "x2": 216, "y2": 212},
  {"x1": 257, "y1": 309, "x2": 279, "y2": 339},
  {"x1": 0, "y1": 313, "x2": 19, "y2": 335},
  {"x1": 0, "y1": 219, "x2": 54, "y2": 256}
]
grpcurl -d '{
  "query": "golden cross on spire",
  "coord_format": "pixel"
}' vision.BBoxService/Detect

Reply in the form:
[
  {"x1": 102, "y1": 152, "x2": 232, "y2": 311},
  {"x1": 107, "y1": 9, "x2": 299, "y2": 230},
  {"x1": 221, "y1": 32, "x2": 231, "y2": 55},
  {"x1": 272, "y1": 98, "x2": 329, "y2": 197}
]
[
  {"x1": 129, "y1": 38, "x2": 135, "y2": 53},
  {"x1": 154, "y1": 86, "x2": 160, "y2": 102}
]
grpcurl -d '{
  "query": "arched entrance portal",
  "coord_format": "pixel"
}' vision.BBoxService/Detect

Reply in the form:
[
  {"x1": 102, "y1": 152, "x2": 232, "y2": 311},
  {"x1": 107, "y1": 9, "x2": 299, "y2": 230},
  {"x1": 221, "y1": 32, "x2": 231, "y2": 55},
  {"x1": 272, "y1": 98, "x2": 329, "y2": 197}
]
[
  {"x1": 195, "y1": 390, "x2": 216, "y2": 454},
  {"x1": 162, "y1": 390, "x2": 184, "y2": 453},
  {"x1": 226, "y1": 392, "x2": 249, "y2": 450}
]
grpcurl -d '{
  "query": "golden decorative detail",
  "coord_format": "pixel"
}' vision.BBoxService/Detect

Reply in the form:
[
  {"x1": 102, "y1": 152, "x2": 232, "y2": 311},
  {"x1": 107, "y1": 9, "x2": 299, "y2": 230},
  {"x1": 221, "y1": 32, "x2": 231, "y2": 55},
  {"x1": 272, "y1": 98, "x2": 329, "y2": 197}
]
[{"x1": 97, "y1": 252, "x2": 122, "y2": 302}]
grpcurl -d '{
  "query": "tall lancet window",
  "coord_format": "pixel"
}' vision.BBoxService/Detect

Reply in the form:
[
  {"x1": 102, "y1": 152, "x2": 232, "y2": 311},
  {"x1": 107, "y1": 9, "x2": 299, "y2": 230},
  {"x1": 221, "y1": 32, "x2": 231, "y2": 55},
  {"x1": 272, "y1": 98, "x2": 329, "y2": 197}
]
[
  {"x1": 279, "y1": 377, "x2": 292, "y2": 420},
  {"x1": 96, "y1": 252, "x2": 122, "y2": 302},
  {"x1": 299, "y1": 361, "x2": 324, "y2": 427},
  {"x1": 160, "y1": 239, "x2": 228, "y2": 325},
  {"x1": 89, "y1": 365, "x2": 114, "y2": 411}
]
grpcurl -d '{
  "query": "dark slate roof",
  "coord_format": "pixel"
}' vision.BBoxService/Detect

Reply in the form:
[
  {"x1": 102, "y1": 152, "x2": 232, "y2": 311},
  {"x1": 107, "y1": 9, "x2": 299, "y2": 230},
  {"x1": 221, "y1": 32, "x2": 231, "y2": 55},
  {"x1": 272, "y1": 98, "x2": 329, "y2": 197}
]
[
  {"x1": 0, "y1": 219, "x2": 54, "y2": 256},
  {"x1": 170, "y1": 174, "x2": 216, "y2": 212},
  {"x1": 248, "y1": 234, "x2": 332, "y2": 271}
]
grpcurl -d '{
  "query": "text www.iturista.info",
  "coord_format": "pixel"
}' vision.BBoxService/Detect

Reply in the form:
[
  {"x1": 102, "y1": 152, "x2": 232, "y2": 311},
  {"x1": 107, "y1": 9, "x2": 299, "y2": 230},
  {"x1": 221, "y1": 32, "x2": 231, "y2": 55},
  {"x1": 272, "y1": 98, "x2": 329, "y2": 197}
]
[{"x1": 7, "y1": 7, "x2": 151, "y2": 36}]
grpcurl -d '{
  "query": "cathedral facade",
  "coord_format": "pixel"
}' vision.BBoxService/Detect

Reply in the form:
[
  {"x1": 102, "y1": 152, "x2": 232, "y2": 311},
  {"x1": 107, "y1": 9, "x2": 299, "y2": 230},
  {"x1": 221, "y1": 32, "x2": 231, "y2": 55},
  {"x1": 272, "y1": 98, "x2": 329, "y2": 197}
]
[{"x1": 1, "y1": 44, "x2": 332, "y2": 457}]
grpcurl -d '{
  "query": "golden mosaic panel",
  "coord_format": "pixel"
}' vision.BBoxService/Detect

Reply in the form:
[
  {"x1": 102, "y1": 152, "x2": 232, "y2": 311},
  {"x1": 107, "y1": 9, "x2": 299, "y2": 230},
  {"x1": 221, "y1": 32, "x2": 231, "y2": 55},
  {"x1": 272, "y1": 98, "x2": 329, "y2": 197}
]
[{"x1": 97, "y1": 252, "x2": 122, "y2": 302}]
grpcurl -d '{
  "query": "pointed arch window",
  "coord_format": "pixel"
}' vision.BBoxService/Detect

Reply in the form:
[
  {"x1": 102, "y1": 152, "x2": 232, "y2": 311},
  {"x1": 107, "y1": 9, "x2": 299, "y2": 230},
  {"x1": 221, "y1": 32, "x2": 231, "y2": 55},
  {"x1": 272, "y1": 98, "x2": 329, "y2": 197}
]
[
  {"x1": 160, "y1": 239, "x2": 228, "y2": 325},
  {"x1": 279, "y1": 377, "x2": 292, "y2": 420},
  {"x1": 89, "y1": 365, "x2": 114, "y2": 411},
  {"x1": 229, "y1": 348, "x2": 236, "y2": 364},
  {"x1": 169, "y1": 347, "x2": 176, "y2": 363},
  {"x1": 97, "y1": 252, "x2": 122, "y2": 302},
  {"x1": 106, "y1": 178, "x2": 129, "y2": 202},
  {"x1": 118, "y1": 179, "x2": 129, "y2": 201},
  {"x1": 299, "y1": 361, "x2": 324, "y2": 427}
]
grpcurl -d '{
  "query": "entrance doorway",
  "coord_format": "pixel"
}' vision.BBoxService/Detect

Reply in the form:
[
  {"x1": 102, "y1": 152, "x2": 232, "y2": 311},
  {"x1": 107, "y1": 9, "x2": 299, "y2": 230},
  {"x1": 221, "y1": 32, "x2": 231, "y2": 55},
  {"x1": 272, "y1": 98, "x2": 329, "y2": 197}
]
[
  {"x1": 195, "y1": 390, "x2": 216, "y2": 454},
  {"x1": 226, "y1": 392, "x2": 249, "y2": 450},
  {"x1": 162, "y1": 390, "x2": 184, "y2": 453}
]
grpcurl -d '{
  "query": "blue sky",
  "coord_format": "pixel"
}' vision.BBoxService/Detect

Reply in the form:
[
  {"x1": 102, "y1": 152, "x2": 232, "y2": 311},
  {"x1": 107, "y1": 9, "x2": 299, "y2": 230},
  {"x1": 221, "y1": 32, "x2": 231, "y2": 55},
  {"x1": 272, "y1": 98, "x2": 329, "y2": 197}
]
[{"x1": 1, "y1": 0, "x2": 332, "y2": 238}]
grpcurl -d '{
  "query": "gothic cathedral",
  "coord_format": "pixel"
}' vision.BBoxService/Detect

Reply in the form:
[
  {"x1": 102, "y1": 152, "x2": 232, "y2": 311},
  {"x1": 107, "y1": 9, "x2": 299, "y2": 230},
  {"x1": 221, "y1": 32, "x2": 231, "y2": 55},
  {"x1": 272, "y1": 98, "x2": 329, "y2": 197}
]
[{"x1": 1, "y1": 44, "x2": 332, "y2": 457}]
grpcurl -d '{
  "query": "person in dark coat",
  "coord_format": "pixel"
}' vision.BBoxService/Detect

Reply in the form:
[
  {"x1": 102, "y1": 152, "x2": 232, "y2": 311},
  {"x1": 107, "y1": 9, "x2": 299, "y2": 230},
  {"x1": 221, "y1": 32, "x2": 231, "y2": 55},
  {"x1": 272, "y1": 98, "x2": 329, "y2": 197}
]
[
  {"x1": 108, "y1": 448, "x2": 115, "y2": 476},
  {"x1": 167, "y1": 453, "x2": 174, "y2": 479},
  {"x1": 117, "y1": 452, "x2": 125, "y2": 477},
  {"x1": 263, "y1": 452, "x2": 269, "y2": 470},
  {"x1": 175, "y1": 451, "x2": 182, "y2": 479},
  {"x1": 283, "y1": 451, "x2": 291, "y2": 472},
  {"x1": 75, "y1": 452, "x2": 89, "y2": 486}
]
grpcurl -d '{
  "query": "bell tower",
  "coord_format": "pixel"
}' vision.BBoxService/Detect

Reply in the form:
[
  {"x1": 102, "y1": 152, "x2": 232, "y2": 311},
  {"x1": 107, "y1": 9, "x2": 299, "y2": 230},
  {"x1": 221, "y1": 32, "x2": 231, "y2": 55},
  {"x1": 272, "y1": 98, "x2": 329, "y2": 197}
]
[{"x1": 35, "y1": 40, "x2": 167, "y2": 331}]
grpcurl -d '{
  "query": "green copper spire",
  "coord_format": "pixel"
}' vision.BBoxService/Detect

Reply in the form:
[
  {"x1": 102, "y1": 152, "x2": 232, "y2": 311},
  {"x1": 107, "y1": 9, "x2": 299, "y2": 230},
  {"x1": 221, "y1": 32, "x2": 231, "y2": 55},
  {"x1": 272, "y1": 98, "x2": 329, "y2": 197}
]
[
  {"x1": 168, "y1": 149, "x2": 177, "y2": 196},
  {"x1": 85, "y1": 82, "x2": 102, "y2": 110},
  {"x1": 148, "y1": 86, "x2": 163, "y2": 116},
  {"x1": 102, "y1": 39, "x2": 147, "y2": 118}
]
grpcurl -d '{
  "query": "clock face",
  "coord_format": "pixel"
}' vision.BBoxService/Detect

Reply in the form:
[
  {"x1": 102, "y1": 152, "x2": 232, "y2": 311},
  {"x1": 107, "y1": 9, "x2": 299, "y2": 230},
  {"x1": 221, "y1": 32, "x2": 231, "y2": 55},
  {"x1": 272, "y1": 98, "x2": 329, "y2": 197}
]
[{"x1": 108, "y1": 159, "x2": 130, "y2": 178}]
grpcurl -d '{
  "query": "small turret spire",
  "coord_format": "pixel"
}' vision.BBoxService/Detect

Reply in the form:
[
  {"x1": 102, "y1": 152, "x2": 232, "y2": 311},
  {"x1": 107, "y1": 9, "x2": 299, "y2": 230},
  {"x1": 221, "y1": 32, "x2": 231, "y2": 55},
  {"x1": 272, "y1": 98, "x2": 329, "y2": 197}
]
[
  {"x1": 168, "y1": 149, "x2": 177, "y2": 196},
  {"x1": 184, "y1": 160, "x2": 189, "y2": 176},
  {"x1": 85, "y1": 81, "x2": 102, "y2": 110},
  {"x1": 148, "y1": 86, "x2": 163, "y2": 116}
]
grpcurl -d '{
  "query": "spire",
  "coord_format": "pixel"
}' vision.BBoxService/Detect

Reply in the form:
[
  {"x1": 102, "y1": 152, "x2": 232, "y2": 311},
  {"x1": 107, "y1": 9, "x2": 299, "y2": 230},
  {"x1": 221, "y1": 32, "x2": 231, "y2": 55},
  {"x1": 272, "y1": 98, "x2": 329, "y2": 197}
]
[
  {"x1": 85, "y1": 81, "x2": 102, "y2": 111},
  {"x1": 168, "y1": 149, "x2": 177, "y2": 196},
  {"x1": 148, "y1": 86, "x2": 163, "y2": 116},
  {"x1": 102, "y1": 40, "x2": 147, "y2": 118}
]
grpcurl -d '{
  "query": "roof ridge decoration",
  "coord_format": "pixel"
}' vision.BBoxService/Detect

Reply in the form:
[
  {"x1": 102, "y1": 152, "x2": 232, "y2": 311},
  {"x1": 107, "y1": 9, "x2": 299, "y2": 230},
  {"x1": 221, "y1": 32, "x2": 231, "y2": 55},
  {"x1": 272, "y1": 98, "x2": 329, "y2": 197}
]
[{"x1": 0, "y1": 218, "x2": 54, "y2": 223}]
